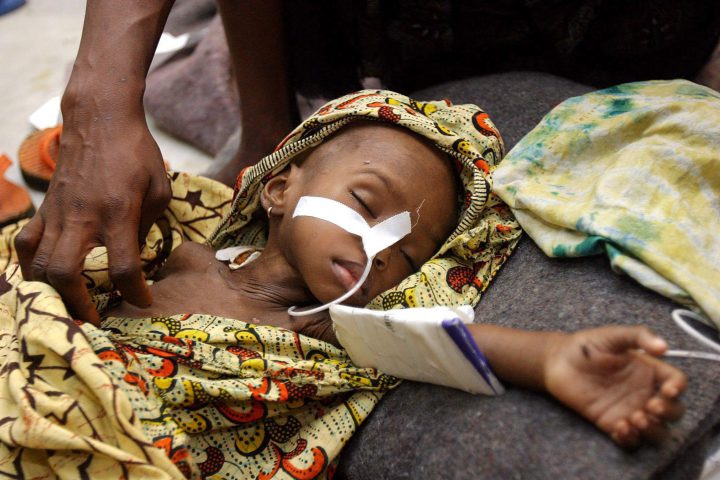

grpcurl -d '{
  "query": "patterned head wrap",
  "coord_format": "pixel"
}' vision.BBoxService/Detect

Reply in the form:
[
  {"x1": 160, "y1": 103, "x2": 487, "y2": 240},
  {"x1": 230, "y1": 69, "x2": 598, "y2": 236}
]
[{"x1": 209, "y1": 90, "x2": 521, "y2": 310}]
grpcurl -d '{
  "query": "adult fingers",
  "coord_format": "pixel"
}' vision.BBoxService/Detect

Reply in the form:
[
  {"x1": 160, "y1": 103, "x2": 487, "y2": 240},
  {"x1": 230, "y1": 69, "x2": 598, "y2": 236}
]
[
  {"x1": 14, "y1": 215, "x2": 44, "y2": 280},
  {"x1": 105, "y1": 223, "x2": 152, "y2": 308},
  {"x1": 138, "y1": 172, "x2": 171, "y2": 244},
  {"x1": 46, "y1": 230, "x2": 100, "y2": 325},
  {"x1": 28, "y1": 219, "x2": 62, "y2": 283}
]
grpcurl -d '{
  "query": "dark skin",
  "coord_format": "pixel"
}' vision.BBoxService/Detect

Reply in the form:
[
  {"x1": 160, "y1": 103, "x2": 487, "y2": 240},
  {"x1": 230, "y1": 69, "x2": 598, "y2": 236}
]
[
  {"x1": 108, "y1": 125, "x2": 688, "y2": 449},
  {"x1": 111, "y1": 242, "x2": 339, "y2": 343},
  {"x1": 15, "y1": 0, "x2": 293, "y2": 325},
  {"x1": 15, "y1": 1, "x2": 175, "y2": 326},
  {"x1": 12, "y1": 0, "x2": 688, "y2": 453},
  {"x1": 110, "y1": 124, "x2": 459, "y2": 342},
  {"x1": 214, "y1": 0, "x2": 294, "y2": 186}
]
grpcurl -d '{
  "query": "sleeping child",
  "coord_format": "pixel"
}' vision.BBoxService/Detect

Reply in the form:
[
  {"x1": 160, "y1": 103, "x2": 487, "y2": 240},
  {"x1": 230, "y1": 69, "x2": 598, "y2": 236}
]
[{"x1": 0, "y1": 90, "x2": 686, "y2": 479}]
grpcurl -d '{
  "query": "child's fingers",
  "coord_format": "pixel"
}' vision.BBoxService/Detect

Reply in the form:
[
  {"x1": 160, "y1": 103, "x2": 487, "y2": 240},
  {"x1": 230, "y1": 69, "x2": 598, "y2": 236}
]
[
  {"x1": 630, "y1": 410, "x2": 651, "y2": 430},
  {"x1": 635, "y1": 350, "x2": 687, "y2": 398},
  {"x1": 660, "y1": 376, "x2": 687, "y2": 399},
  {"x1": 634, "y1": 327, "x2": 668, "y2": 356},
  {"x1": 630, "y1": 410, "x2": 668, "y2": 442},
  {"x1": 654, "y1": 360, "x2": 688, "y2": 399},
  {"x1": 611, "y1": 419, "x2": 640, "y2": 448},
  {"x1": 646, "y1": 396, "x2": 685, "y2": 422},
  {"x1": 602, "y1": 326, "x2": 667, "y2": 356}
]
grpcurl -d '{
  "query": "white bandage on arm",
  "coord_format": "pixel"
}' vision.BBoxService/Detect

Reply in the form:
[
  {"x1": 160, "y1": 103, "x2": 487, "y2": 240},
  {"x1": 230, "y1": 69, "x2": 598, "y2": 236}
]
[{"x1": 330, "y1": 304, "x2": 504, "y2": 395}]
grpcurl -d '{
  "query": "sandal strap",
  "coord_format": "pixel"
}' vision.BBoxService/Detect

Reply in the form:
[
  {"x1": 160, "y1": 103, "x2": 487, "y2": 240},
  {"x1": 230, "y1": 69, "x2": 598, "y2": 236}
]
[
  {"x1": 38, "y1": 125, "x2": 62, "y2": 171},
  {"x1": 0, "y1": 153, "x2": 11, "y2": 177}
]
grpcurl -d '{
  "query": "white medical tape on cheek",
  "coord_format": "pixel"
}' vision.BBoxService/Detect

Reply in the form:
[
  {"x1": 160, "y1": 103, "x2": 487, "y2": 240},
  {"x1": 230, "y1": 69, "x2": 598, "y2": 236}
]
[
  {"x1": 293, "y1": 196, "x2": 370, "y2": 238},
  {"x1": 292, "y1": 196, "x2": 412, "y2": 258},
  {"x1": 364, "y1": 212, "x2": 412, "y2": 258},
  {"x1": 288, "y1": 195, "x2": 412, "y2": 316}
]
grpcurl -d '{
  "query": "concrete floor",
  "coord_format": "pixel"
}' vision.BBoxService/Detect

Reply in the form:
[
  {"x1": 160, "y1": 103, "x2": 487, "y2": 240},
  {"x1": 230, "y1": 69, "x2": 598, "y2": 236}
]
[{"x1": 0, "y1": 0, "x2": 212, "y2": 209}]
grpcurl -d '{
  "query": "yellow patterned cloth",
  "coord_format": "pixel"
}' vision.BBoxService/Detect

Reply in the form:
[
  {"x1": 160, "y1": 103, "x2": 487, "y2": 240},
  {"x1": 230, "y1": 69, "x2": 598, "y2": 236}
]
[
  {"x1": 1, "y1": 90, "x2": 520, "y2": 479},
  {"x1": 494, "y1": 80, "x2": 720, "y2": 327}
]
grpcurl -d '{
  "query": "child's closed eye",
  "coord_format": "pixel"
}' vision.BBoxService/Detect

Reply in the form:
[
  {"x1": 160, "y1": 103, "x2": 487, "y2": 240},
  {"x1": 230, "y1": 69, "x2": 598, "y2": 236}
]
[{"x1": 350, "y1": 190, "x2": 377, "y2": 219}]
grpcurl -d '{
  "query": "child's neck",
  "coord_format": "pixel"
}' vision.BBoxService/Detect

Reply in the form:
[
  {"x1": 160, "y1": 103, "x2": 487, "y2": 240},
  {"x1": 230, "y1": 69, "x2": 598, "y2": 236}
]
[
  {"x1": 219, "y1": 241, "x2": 315, "y2": 312},
  {"x1": 215, "y1": 243, "x2": 336, "y2": 342}
]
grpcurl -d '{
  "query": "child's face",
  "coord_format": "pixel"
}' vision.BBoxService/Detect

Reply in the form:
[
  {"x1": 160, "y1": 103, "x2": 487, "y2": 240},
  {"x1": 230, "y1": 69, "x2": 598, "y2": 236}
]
[{"x1": 266, "y1": 123, "x2": 458, "y2": 306}]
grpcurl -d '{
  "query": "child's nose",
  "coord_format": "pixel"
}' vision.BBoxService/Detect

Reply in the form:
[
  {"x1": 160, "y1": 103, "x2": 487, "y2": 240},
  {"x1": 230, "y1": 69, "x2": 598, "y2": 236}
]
[{"x1": 372, "y1": 248, "x2": 391, "y2": 271}]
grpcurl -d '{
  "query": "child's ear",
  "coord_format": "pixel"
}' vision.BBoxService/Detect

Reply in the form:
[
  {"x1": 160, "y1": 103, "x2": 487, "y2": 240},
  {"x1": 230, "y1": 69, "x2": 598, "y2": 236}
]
[{"x1": 260, "y1": 167, "x2": 294, "y2": 216}]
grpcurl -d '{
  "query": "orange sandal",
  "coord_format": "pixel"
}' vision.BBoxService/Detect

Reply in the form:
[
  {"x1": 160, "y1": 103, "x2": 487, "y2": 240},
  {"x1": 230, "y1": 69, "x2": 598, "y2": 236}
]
[
  {"x1": 0, "y1": 154, "x2": 35, "y2": 228},
  {"x1": 18, "y1": 125, "x2": 61, "y2": 191},
  {"x1": 17, "y1": 126, "x2": 173, "y2": 191}
]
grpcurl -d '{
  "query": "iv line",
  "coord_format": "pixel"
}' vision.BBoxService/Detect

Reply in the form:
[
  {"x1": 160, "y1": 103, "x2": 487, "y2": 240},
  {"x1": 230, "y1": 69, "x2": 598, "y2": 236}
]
[{"x1": 663, "y1": 309, "x2": 720, "y2": 362}]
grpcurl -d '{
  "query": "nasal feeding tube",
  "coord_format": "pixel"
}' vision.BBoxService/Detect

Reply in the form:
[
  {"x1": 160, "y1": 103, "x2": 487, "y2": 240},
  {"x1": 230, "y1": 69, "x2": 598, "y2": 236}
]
[
  {"x1": 288, "y1": 195, "x2": 412, "y2": 316},
  {"x1": 287, "y1": 197, "x2": 720, "y2": 363}
]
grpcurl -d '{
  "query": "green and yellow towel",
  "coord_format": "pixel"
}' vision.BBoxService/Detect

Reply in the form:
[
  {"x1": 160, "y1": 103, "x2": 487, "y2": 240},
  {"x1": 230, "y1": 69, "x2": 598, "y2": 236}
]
[{"x1": 494, "y1": 80, "x2": 720, "y2": 327}]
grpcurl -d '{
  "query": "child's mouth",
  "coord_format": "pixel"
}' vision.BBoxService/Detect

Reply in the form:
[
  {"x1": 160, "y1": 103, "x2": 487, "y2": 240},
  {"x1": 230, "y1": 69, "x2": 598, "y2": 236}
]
[{"x1": 331, "y1": 259, "x2": 367, "y2": 296}]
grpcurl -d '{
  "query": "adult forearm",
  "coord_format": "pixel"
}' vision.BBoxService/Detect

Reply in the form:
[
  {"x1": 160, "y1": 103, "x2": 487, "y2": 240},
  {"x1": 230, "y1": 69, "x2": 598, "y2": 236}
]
[
  {"x1": 217, "y1": 0, "x2": 294, "y2": 143},
  {"x1": 63, "y1": 0, "x2": 175, "y2": 115},
  {"x1": 208, "y1": 0, "x2": 295, "y2": 184},
  {"x1": 15, "y1": 1, "x2": 176, "y2": 324},
  {"x1": 467, "y1": 323, "x2": 566, "y2": 390}
]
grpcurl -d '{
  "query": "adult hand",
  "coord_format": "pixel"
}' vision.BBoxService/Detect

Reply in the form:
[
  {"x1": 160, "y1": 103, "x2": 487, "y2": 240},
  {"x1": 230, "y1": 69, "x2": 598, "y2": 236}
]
[
  {"x1": 14, "y1": 0, "x2": 177, "y2": 325},
  {"x1": 15, "y1": 91, "x2": 170, "y2": 326}
]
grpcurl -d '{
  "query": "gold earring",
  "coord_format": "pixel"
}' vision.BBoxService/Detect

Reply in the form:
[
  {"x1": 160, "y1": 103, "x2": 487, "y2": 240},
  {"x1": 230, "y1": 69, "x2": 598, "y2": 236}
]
[{"x1": 267, "y1": 206, "x2": 273, "y2": 217}]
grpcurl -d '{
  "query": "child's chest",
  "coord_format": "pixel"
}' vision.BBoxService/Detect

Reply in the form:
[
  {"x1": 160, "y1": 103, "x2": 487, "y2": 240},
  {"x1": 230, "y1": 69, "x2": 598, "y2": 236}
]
[
  {"x1": 106, "y1": 243, "x2": 336, "y2": 343},
  {"x1": 109, "y1": 242, "x2": 250, "y2": 320}
]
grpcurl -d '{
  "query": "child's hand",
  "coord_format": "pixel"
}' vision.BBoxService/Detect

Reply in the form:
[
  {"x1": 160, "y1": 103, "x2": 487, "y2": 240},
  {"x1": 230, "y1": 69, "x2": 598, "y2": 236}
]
[{"x1": 543, "y1": 326, "x2": 687, "y2": 448}]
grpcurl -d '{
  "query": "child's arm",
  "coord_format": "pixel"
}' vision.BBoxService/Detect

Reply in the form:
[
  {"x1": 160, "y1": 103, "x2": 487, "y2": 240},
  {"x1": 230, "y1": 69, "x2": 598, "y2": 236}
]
[{"x1": 467, "y1": 324, "x2": 687, "y2": 448}]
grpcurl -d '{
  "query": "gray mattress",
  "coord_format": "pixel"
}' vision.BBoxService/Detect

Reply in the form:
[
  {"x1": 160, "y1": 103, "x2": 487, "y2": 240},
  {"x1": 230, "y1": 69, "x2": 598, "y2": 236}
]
[{"x1": 336, "y1": 72, "x2": 720, "y2": 479}]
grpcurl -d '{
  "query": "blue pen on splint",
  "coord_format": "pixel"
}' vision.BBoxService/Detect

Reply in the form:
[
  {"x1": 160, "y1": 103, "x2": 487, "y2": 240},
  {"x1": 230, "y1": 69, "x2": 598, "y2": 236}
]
[{"x1": 442, "y1": 317, "x2": 502, "y2": 394}]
